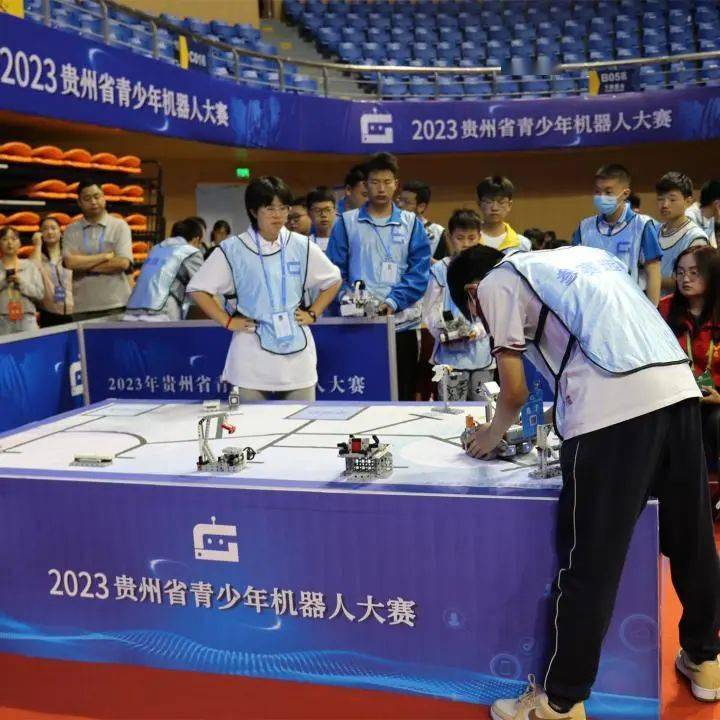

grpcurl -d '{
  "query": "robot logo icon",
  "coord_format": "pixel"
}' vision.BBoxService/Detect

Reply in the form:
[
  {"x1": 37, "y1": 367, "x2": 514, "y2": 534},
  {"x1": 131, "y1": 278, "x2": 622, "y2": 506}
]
[
  {"x1": 360, "y1": 108, "x2": 394, "y2": 145},
  {"x1": 193, "y1": 516, "x2": 239, "y2": 563}
]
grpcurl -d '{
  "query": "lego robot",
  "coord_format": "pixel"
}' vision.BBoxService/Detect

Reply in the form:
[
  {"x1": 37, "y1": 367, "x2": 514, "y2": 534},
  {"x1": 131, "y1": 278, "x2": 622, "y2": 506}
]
[
  {"x1": 438, "y1": 310, "x2": 475, "y2": 344},
  {"x1": 431, "y1": 364, "x2": 466, "y2": 413},
  {"x1": 339, "y1": 280, "x2": 381, "y2": 318},
  {"x1": 461, "y1": 414, "x2": 534, "y2": 459},
  {"x1": 337, "y1": 434, "x2": 393, "y2": 480},
  {"x1": 197, "y1": 412, "x2": 256, "y2": 473},
  {"x1": 529, "y1": 423, "x2": 562, "y2": 479}
]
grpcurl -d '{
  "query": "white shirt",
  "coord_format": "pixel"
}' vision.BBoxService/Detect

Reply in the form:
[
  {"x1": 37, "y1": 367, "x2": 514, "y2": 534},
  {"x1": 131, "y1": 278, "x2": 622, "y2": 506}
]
[
  {"x1": 310, "y1": 234, "x2": 330, "y2": 253},
  {"x1": 481, "y1": 231, "x2": 533, "y2": 253},
  {"x1": 187, "y1": 229, "x2": 341, "y2": 391},
  {"x1": 422, "y1": 267, "x2": 489, "y2": 365},
  {"x1": 477, "y1": 265, "x2": 699, "y2": 440},
  {"x1": 686, "y1": 202, "x2": 717, "y2": 248}
]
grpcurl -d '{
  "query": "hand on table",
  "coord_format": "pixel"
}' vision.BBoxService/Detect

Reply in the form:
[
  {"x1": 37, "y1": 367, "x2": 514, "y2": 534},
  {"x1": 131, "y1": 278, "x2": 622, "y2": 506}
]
[{"x1": 465, "y1": 422, "x2": 500, "y2": 460}]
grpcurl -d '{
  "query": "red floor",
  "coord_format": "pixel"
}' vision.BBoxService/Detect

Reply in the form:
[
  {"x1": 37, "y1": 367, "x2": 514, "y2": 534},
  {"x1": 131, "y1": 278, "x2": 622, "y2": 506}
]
[{"x1": 1, "y1": 549, "x2": 718, "y2": 720}]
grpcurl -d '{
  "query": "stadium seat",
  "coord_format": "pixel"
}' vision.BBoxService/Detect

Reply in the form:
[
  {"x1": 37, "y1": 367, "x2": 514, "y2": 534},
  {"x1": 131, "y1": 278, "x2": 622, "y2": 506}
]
[
  {"x1": 463, "y1": 76, "x2": 492, "y2": 97},
  {"x1": 408, "y1": 75, "x2": 435, "y2": 98},
  {"x1": 667, "y1": 61, "x2": 697, "y2": 85}
]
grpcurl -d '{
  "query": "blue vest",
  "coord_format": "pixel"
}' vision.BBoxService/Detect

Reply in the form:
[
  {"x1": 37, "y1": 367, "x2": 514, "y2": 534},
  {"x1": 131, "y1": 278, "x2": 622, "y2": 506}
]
[
  {"x1": 660, "y1": 223, "x2": 708, "y2": 278},
  {"x1": 492, "y1": 246, "x2": 687, "y2": 376},
  {"x1": 578, "y1": 209, "x2": 654, "y2": 283},
  {"x1": 430, "y1": 258, "x2": 493, "y2": 370},
  {"x1": 343, "y1": 207, "x2": 417, "y2": 302},
  {"x1": 127, "y1": 238, "x2": 200, "y2": 311},
  {"x1": 221, "y1": 231, "x2": 309, "y2": 355}
]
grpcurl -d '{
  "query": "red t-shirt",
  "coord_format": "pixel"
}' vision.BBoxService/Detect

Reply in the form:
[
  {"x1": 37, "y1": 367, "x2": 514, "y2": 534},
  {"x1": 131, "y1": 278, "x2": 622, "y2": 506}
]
[{"x1": 659, "y1": 294, "x2": 720, "y2": 387}]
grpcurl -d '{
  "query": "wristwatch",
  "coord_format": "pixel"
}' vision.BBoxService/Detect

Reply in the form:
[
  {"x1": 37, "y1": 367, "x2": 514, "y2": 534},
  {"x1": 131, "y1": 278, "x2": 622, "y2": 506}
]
[{"x1": 307, "y1": 309, "x2": 317, "y2": 322}]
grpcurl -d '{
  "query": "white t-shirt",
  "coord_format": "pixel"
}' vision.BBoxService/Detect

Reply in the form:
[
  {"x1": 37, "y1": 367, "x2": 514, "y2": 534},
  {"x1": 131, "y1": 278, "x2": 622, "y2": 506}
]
[
  {"x1": 477, "y1": 265, "x2": 699, "y2": 440},
  {"x1": 481, "y1": 231, "x2": 533, "y2": 253},
  {"x1": 187, "y1": 230, "x2": 341, "y2": 391},
  {"x1": 310, "y1": 234, "x2": 330, "y2": 253}
]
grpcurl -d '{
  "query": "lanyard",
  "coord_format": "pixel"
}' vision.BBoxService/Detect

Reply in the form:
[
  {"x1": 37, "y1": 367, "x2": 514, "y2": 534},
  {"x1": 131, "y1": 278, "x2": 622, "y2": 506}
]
[
  {"x1": 685, "y1": 331, "x2": 715, "y2": 373},
  {"x1": 370, "y1": 223, "x2": 394, "y2": 261},
  {"x1": 83, "y1": 225, "x2": 106, "y2": 254},
  {"x1": 252, "y1": 229, "x2": 287, "y2": 312}
]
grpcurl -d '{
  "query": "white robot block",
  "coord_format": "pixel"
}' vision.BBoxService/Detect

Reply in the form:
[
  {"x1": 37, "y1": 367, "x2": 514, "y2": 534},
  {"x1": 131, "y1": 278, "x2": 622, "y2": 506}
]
[{"x1": 337, "y1": 434, "x2": 393, "y2": 480}]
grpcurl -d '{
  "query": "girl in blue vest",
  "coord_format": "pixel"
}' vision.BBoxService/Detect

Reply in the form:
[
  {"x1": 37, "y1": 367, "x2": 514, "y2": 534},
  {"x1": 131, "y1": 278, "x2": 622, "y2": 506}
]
[
  {"x1": 422, "y1": 209, "x2": 493, "y2": 400},
  {"x1": 189, "y1": 177, "x2": 341, "y2": 402},
  {"x1": 447, "y1": 245, "x2": 720, "y2": 720}
]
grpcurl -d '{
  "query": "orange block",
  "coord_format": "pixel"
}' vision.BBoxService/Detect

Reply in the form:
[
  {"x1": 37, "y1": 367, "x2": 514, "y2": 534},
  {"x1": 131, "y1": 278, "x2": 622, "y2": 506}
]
[
  {"x1": 0, "y1": 141, "x2": 33, "y2": 163},
  {"x1": 26, "y1": 179, "x2": 71, "y2": 199},
  {"x1": 30, "y1": 145, "x2": 64, "y2": 166},
  {"x1": 90, "y1": 152, "x2": 119, "y2": 170},
  {"x1": 116, "y1": 154, "x2": 142, "y2": 173},
  {"x1": 46, "y1": 212, "x2": 72, "y2": 227},
  {"x1": 126, "y1": 213, "x2": 148, "y2": 231},
  {"x1": 61, "y1": 147, "x2": 92, "y2": 168}
]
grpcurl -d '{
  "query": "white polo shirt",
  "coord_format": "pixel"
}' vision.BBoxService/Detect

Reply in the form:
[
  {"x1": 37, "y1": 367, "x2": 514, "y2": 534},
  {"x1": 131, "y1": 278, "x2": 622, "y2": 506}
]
[
  {"x1": 187, "y1": 230, "x2": 341, "y2": 391},
  {"x1": 477, "y1": 265, "x2": 699, "y2": 439}
]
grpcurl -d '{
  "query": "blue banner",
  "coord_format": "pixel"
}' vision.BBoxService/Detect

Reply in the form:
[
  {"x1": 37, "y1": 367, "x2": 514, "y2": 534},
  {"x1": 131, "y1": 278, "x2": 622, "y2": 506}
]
[
  {"x1": 83, "y1": 320, "x2": 394, "y2": 401},
  {"x1": 0, "y1": 327, "x2": 83, "y2": 432},
  {"x1": 0, "y1": 471, "x2": 659, "y2": 718},
  {"x1": 2, "y1": 13, "x2": 720, "y2": 154}
]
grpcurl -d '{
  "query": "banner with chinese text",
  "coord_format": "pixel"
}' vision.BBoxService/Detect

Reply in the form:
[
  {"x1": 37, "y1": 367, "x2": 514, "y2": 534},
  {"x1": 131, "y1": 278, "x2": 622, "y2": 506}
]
[
  {"x1": 2, "y1": 13, "x2": 720, "y2": 154},
  {"x1": 82, "y1": 320, "x2": 394, "y2": 402},
  {"x1": 0, "y1": 473, "x2": 660, "y2": 718}
]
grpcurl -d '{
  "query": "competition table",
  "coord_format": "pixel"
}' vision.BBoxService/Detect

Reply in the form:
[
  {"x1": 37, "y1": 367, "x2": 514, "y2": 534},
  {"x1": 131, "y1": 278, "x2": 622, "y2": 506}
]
[{"x1": 0, "y1": 400, "x2": 660, "y2": 719}]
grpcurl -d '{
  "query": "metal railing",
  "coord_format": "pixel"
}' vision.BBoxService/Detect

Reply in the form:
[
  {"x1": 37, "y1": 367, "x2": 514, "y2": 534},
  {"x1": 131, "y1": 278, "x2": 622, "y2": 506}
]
[{"x1": 26, "y1": 0, "x2": 720, "y2": 100}]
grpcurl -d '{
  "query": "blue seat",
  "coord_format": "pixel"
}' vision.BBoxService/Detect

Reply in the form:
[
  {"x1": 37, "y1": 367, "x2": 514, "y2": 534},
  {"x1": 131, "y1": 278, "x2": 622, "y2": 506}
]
[
  {"x1": 486, "y1": 40, "x2": 509, "y2": 59},
  {"x1": 510, "y1": 56, "x2": 534, "y2": 76},
  {"x1": 589, "y1": 48, "x2": 613, "y2": 61},
  {"x1": 317, "y1": 28, "x2": 340, "y2": 53},
  {"x1": 463, "y1": 26, "x2": 487, "y2": 42},
  {"x1": 700, "y1": 38, "x2": 720, "y2": 52},
  {"x1": 493, "y1": 77, "x2": 520, "y2": 97},
  {"x1": 159, "y1": 13, "x2": 182, "y2": 26},
  {"x1": 361, "y1": 42, "x2": 382, "y2": 61},
  {"x1": 643, "y1": 12, "x2": 666, "y2": 28},
  {"x1": 535, "y1": 54, "x2": 558, "y2": 75},
  {"x1": 537, "y1": 21, "x2": 561, "y2": 39},
  {"x1": 522, "y1": 76, "x2": 551, "y2": 95},
  {"x1": 436, "y1": 77, "x2": 464, "y2": 99},
  {"x1": 701, "y1": 60, "x2": 720, "y2": 83},
  {"x1": 551, "y1": 75, "x2": 577, "y2": 94},
  {"x1": 510, "y1": 38, "x2": 534, "y2": 57},
  {"x1": 386, "y1": 42, "x2": 411, "y2": 62},
  {"x1": 367, "y1": 27, "x2": 390, "y2": 43},
  {"x1": 670, "y1": 40, "x2": 695, "y2": 54},
  {"x1": 338, "y1": 42, "x2": 362, "y2": 63},
  {"x1": 668, "y1": 62, "x2": 697, "y2": 85},
  {"x1": 617, "y1": 47, "x2": 639, "y2": 58},
  {"x1": 697, "y1": 22, "x2": 720, "y2": 40},
  {"x1": 562, "y1": 51, "x2": 586, "y2": 63},
  {"x1": 536, "y1": 37, "x2": 556, "y2": 55},
  {"x1": 488, "y1": 24, "x2": 511, "y2": 41},
  {"x1": 436, "y1": 42, "x2": 460, "y2": 62},
  {"x1": 255, "y1": 40, "x2": 277, "y2": 55},
  {"x1": 439, "y1": 27, "x2": 462, "y2": 43},
  {"x1": 514, "y1": 23, "x2": 536, "y2": 40},
  {"x1": 413, "y1": 43, "x2": 436, "y2": 64},
  {"x1": 588, "y1": 33, "x2": 612, "y2": 51},
  {"x1": 643, "y1": 43, "x2": 669, "y2": 56},
  {"x1": 640, "y1": 71, "x2": 666, "y2": 90},
  {"x1": 381, "y1": 78, "x2": 407, "y2": 99},
  {"x1": 340, "y1": 26, "x2": 361, "y2": 43},
  {"x1": 563, "y1": 20, "x2": 585, "y2": 37},
  {"x1": 109, "y1": 22, "x2": 132, "y2": 44},
  {"x1": 616, "y1": 31, "x2": 639, "y2": 48},
  {"x1": 463, "y1": 76, "x2": 492, "y2": 97},
  {"x1": 184, "y1": 17, "x2": 209, "y2": 35}
]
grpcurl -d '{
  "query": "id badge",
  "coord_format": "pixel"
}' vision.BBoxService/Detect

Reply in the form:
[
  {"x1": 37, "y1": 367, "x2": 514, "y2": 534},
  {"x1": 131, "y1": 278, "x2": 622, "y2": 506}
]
[
  {"x1": 380, "y1": 261, "x2": 398, "y2": 284},
  {"x1": 54, "y1": 286, "x2": 66, "y2": 303},
  {"x1": 272, "y1": 311, "x2": 293, "y2": 340},
  {"x1": 7, "y1": 300, "x2": 22, "y2": 322},
  {"x1": 697, "y1": 369, "x2": 715, "y2": 390}
]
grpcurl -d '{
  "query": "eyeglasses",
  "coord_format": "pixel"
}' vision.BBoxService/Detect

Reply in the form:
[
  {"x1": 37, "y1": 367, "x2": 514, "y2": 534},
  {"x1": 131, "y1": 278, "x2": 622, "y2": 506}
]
[
  {"x1": 677, "y1": 268, "x2": 701, "y2": 280},
  {"x1": 311, "y1": 207, "x2": 335, "y2": 216},
  {"x1": 261, "y1": 205, "x2": 290, "y2": 215}
]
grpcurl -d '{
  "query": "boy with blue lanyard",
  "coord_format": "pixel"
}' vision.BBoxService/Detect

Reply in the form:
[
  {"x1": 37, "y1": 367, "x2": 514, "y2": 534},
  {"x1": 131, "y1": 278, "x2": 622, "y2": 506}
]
[
  {"x1": 571, "y1": 164, "x2": 662, "y2": 305},
  {"x1": 422, "y1": 209, "x2": 493, "y2": 399},
  {"x1": 447, "y1": 244, "x2": 720, "y2": 720},
  {"x1": 655, "y1": 171, "x2": 709, "y2": 292},
  {"x1": 189, "y1": 176, "x2": 341, "y2": 402},
  {"x1": 327, "y1": 152, "x2": 431, "y2": 401}
]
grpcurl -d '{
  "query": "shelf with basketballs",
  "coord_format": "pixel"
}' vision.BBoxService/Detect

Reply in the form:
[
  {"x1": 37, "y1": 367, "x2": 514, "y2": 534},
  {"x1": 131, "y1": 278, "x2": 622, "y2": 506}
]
[{"x1": 0, "y1": 142, "x2": 164, "y2": 273}]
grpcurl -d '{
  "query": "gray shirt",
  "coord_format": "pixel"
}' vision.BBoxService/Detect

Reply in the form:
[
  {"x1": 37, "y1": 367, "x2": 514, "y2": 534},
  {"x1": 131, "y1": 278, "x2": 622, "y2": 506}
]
[{"x1": 63, "y1": 213, "x2": 133, "y2": 313}]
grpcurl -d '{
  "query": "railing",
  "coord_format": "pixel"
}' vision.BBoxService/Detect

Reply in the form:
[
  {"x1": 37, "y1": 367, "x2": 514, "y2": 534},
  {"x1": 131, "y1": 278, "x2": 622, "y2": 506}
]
[{"x1": 26, "y1": 0, "x2": 720, "y2": 100}]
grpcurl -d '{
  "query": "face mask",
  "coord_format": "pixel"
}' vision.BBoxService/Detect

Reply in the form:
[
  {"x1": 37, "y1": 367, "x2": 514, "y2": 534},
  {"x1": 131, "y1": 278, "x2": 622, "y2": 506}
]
[{"x1": 593, "y1": 194, "x2": 623, "y2": 215}]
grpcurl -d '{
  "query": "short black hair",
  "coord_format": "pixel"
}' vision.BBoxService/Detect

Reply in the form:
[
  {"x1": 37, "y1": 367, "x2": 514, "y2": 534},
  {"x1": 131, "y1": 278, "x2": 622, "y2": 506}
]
[
  {"x1": 245, "y1": 176, "x2": 293, "y2": 229},
  {"x1": 476, "y1": 176, "x2": 514, "y2": 201},
  {"x1": 628, "y1": 193, "x2": 641, "y2": 210},
  {"x1": 447, "y1": 245, "x2": 505, "y2": 320},
  {"x1": 523, "y1": 227, "x2": 545, "y2": 250},
  {"x1": 595, "y1": 164, "x2": 631, "y2": 186},
  {"x1": 171, "y1": 218, "x2": 204, "y2": 242},
  {"x1": 290, "y1": 196, "x2": 308, "y2": 209},
  {"x1": 344, "y1": 164, "x2": 366, "y2": 188},
  {"x1": 402, "y1": 180, "x2": 431, "y2": 207},
  {"x1": 365, "y1": 152, "x2": 399, "y2": 178},
  {"x1": 448, "y1": 209, "x2": 482, "y2": 234},
  {"x1": 656, "y1": 171, "x2": 694, "y2": 198},
  {"x1": 77, "y1": 178, "x2": 103, "y2": 196},
  {"x1": 212, "y1": 219, "x2": 231, "y2": 235},
  {"x1": 187, "y1": 215, "x2": 207, "y2": 230},
  {"x1": 700, "y1": 180, "x2": 720, "y2": 208},
  {"x1": 307, "y1": 186, "x2": 336, "y2": 208}
]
